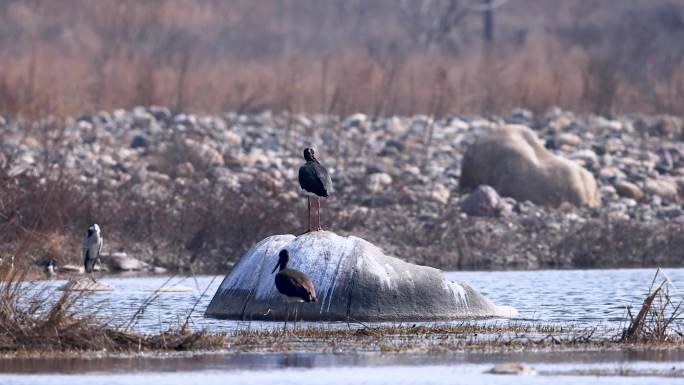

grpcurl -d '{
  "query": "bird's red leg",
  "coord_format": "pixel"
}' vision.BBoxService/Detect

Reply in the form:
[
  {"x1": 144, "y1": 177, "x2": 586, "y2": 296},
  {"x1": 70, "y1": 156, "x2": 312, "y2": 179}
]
[
  {"x1": 306, "y1": 197, "x2": 312, "y2": 233},
  {"x1": 317, "y1": 198, "x2": 322, "y2": 231}
]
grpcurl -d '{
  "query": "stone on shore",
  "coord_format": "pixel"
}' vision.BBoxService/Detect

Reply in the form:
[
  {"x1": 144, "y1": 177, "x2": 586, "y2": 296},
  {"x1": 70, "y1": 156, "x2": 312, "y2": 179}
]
[
  {"x1": 103, "y1": 252, "x2": 149, "y2": 271},
  {"x1": 644, "y1": 178, "x2": 680, "y2": 203},
  {"x1": 58, "y1": 264, "x2": 85, "y2": 274},
  {"x1": 461, "y1": 185, "x2": 508, "y2": 217},
  {"x1": 614, "y1": 180, "x2": 644, "y2": 201},
  {"x1": 460, "y1": 124, "x2": 600, "y2": 208},
  {"x1": 205, "y1": 231, "x2": 518, "y2": 321}
]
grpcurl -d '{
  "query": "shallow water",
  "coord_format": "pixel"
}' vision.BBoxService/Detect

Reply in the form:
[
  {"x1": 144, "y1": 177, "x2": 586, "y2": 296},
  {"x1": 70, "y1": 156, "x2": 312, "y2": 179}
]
[
  {"x1": 5, "y1": 268, "x2": 684, "y2": 384},
  {"x1": 2, "y1": 353, "x2": 683, "y2": 385},
  {"x1": 23, "y1": 267, "x2": 684, "y2": 332}
]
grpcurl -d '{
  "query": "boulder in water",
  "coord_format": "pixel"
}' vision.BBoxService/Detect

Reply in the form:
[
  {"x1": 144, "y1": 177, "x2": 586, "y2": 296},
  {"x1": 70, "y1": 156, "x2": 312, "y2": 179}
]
[{"x1": 205, "y1": 231, "x2": 517, "y2": 321}]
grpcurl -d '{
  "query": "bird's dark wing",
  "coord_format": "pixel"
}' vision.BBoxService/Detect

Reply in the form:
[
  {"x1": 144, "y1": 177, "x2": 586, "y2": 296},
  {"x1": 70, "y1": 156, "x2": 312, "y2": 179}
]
[
  {"x1": 313, "y1": 162, "x2": 333, "y2": 195},
  {"x1": 298, "y1": 162, "x2": 333, "y2": 197},
  {"x1": 275, "y1": 269, "x2": 317, "y2": 303},
  {"x1": 84, "y1": 249, "x2": 94, "y2": 273}
]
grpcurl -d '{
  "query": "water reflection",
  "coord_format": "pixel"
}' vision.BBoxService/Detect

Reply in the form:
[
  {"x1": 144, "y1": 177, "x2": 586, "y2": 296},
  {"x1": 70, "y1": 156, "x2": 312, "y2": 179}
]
[{"x1": 3, "y1": 349, "x2": 684, "y2": 375}]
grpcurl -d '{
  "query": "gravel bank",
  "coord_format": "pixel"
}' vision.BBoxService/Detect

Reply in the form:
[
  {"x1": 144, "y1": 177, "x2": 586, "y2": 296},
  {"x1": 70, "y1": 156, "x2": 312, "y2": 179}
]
[{"x1": 1, "y1": 107, "x2": 683, "y2": 271}]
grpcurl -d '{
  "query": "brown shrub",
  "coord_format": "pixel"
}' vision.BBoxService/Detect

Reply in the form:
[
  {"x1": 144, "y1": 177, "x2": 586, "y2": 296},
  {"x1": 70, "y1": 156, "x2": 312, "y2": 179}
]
[{"x1": 1, "y1": 1, "x2": 684, "y2": 118}]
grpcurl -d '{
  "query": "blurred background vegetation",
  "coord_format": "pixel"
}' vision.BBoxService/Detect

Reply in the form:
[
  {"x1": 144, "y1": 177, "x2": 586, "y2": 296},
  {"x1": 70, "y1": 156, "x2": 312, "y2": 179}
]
[{"x1": 1, "y1": 0, "x2": 684, "y2": 119}]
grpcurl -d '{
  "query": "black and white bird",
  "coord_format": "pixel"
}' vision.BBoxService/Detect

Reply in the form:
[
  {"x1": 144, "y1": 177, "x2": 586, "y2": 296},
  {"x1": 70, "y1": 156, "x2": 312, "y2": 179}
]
[
  {"x1": 298, "y1": 147, "x2": 333, "y2": 232},
  {"x1": 272, "y1": 249, "x2": 317, "y2": 328},
  {"x1": 83, "y1": 224, "x2": 103, "y2": 282},
  {"x1": 43, "y1": 259, "x2": 56, "y2": 279}
]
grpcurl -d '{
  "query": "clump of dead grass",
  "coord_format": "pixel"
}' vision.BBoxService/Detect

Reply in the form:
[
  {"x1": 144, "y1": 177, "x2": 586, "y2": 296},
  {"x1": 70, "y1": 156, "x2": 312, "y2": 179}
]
[
  {"x1": 0, "y1": 268, "x2": 225, "y2": 353},
  {"x1": 620, "y1": 268, "x2": 684, "y2": 343}
]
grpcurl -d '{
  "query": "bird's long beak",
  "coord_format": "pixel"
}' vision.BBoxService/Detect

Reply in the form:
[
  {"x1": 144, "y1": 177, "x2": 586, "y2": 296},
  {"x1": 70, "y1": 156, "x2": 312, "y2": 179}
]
[{"x1": 271, "y1": 260, "x2": 280, "y2": 274}]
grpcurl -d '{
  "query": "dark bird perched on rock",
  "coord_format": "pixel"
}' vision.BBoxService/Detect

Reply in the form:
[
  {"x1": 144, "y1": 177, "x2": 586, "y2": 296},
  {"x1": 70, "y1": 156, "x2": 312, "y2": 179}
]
[
  {"x1": 83, "y1": 224, "x2": 103, "y2": 282},
  {"x1": 298, "y1": 147, "x2": 333, "y2": 232},
  {"x1": 272, "y1": 249, "x2": 317, "y2": 328}
]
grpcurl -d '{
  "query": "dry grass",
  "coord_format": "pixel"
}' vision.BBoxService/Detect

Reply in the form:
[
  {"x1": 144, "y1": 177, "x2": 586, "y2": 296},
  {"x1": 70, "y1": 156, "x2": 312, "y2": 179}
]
[
  {"x1": 0, "y1": 268, "x2": 225, "y2": 353},
  {"x1": 1, "y1": 1, "x2": 684, "y2": 118},
  {"x1": 621, "y1": 269, "x2": 684, "y2": 343},
  {"x1": 0, "y1": 146, "x2": 298, "y2": 273}
]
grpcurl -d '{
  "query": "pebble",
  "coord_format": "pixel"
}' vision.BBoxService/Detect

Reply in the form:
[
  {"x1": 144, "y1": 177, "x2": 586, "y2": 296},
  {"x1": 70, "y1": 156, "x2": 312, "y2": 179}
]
[{"x1": 615, "y1": 180, "x2": 644, "y2": 201}]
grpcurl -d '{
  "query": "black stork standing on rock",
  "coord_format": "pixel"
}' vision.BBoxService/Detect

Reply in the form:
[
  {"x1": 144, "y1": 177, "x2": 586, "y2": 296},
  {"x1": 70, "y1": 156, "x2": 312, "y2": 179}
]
[
  {"x1": 272, "y1": 249, "x2": 317, "y2": 328},
  {"x1": 298, "y1": 147, "x2": 333, "y2": 232}
]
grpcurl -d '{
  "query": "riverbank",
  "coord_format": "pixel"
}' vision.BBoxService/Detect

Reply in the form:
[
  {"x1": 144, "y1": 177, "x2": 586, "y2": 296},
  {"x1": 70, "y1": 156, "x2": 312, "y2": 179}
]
[
  {"x1": 1, "y1": 321, "x2": 682, "y2": 358},
  {"x1": 2, "y1": 108, "x2": 683, "y2": 274}
]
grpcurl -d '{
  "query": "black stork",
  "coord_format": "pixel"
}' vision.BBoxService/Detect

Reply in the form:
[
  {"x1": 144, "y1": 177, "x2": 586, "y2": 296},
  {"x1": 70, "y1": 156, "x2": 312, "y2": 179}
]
[
  {"x1": 272, "y1": 249, "x2": 317, "y2": 328},
  {"x1": 298, "y1": 147, "x2": 333, "y2": 232}
]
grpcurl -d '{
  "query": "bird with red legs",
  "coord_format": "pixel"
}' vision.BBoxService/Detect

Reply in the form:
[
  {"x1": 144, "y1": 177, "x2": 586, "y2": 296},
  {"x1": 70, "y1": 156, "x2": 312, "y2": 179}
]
[{"x1": 298, "y1": 147, "x2": 333, "y2": 232}]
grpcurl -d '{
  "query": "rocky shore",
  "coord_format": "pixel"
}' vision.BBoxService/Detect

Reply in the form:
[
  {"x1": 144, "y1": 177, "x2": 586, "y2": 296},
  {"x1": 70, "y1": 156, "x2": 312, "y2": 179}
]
[{"x1": 1, "y1": 107, "x2": 683, "y2": 272}]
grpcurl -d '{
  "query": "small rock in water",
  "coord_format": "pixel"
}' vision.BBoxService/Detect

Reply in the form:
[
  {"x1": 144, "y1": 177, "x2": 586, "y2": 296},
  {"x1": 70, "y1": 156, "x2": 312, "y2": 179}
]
[
  {"x1": 488, "y1": 363, "x2": 537, "y2": 375},
  {"x1": 59, "y1": 278, "x2": 114, "y2": 292}
]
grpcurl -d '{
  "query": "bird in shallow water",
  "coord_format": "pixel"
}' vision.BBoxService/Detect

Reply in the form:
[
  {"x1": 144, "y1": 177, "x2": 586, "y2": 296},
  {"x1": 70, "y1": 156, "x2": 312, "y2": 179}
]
[
  {"x1": 83, "y1": 224, "x2": 103, "y2": 282},
  {"x1": 298, "y1": 147, "x2": 333, "y2": 232},
  {"x1": 272, "y1": 249, "x2": 317, "y2": 329}
]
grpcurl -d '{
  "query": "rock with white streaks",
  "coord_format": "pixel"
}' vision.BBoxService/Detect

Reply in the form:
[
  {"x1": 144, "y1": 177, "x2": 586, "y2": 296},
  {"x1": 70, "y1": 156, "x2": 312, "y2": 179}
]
[{"x1": 205, "y1": 231, "x2": 517, "y2": 321}]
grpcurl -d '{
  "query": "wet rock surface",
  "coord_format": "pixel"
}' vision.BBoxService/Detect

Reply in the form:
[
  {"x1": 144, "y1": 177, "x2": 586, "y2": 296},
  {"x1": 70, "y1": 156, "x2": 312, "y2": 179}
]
[
  {"x1": 1, "y1": 107, "x2": 683, "y2": 271},
  {"x1": 205, "y1": 231, "x2": 517, "y2": 321}
]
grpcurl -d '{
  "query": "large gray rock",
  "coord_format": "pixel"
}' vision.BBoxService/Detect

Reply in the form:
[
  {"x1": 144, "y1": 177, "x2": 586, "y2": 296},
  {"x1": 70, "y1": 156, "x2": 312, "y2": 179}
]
[
  {"x1": 460, "y1": 124, "x2": 600, "y2": 208},
  {"x1": 205, "y1": 231, "x2": 517, "y2": 321}
]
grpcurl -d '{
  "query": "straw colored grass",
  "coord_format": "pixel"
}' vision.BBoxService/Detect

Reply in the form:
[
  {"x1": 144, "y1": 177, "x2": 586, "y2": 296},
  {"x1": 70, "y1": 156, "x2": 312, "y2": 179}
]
[{"x1": 0, "y1": 268, "x2": 224, "y2": 353}]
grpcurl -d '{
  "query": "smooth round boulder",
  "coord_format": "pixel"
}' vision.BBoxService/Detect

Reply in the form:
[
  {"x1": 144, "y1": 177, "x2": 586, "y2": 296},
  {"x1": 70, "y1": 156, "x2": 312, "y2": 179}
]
[
  {"x1": 103, "y1": 252, "x2": 149, "y2": 272},
  {"x1": 615, "y1": 180, "x2": 644, "y2": 201},
  {"x1": 459, "y1": 124, "x2": 600, "y2": 208},
  {"x1": 461, "y1": 185, "x2": 507, "y2": 217},
  {"x1": 205, "y1": 231, "x2": 517, "y2": 321}
]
